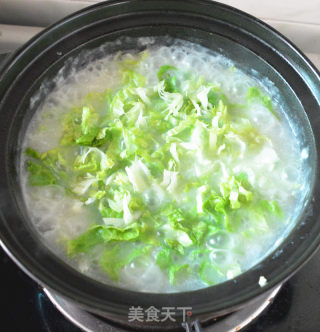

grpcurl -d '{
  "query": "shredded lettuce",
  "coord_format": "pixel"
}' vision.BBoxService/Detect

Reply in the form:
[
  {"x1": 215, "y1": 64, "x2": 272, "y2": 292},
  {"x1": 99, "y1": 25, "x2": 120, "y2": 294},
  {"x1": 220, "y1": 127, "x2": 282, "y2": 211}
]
[
  {"x1": 169, "y1": 264, "x2": 190, "y2": 285},
  {"x1": 67, "y1": 223, "x2": 140, "y2": 256},
  {"x1": 157, "y1": 65, "x2": 187, "y2": 93},
  {"x1": 100, "y1": 244, "x2": 150, "y2": 281},
  {"x1": 25, "y1": 148, "x2": 68, "y2": 186},
  {"x1": 156, "y1": 247, "x2": 173, "y2": 270},
  {"x1": 25, "y1": 53, "x2": 285, "y2": 287},
  {"x1": 246, "y1": 86, "x2": 279, "y2": 120},
  {"x1": 156, "y1": 246, "x2": 190, "y2": 284},
  {"x1": 198, "y1": 261, "x2": 224, "y2": 285}
]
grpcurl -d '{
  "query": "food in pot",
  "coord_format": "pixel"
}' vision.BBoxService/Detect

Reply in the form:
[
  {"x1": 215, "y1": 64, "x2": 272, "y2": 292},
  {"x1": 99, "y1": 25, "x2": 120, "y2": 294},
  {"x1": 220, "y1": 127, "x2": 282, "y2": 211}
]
[{"x1": 21, "y1": 38, "x2": 306, "y2": 292}]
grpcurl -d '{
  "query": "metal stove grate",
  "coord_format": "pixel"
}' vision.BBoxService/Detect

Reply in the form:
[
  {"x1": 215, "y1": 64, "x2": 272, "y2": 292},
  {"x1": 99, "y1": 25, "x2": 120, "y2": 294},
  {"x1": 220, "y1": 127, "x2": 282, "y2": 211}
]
[{"x1": 44, "y1": 285, "x2": 281, "y2": 332}]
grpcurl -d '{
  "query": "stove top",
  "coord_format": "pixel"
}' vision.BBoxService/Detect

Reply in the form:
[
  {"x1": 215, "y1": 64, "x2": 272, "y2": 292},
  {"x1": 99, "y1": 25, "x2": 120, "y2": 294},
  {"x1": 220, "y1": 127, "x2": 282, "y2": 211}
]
[{"x1": 1, "y1": 244, "x2": 320, "y2": 331}]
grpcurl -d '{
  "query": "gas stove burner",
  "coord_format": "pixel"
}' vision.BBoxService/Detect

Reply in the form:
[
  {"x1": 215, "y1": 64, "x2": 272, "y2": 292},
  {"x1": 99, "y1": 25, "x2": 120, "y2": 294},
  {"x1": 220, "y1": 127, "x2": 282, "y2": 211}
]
[{"x1": 44, "y1": 285, "x2": 281, "y2": 332}]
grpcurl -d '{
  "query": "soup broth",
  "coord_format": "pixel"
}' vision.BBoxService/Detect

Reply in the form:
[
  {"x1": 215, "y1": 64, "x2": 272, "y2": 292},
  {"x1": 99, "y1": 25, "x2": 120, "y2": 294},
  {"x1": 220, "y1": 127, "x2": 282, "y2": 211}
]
[{"x1": 21, "y1": 38, "x2": 307, "y2": 292}]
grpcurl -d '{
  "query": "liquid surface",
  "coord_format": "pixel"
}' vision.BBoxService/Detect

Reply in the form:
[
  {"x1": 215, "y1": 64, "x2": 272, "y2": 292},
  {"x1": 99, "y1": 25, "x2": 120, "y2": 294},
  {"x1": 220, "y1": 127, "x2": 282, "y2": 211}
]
[{"x1": 21, "y1": 38, "x2": 307, "y2": 293}]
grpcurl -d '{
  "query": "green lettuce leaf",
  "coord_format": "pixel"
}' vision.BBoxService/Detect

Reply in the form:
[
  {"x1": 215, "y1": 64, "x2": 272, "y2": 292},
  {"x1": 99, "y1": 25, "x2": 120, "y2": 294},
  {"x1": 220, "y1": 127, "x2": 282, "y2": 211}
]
[
  {"x1": 220, "y1": 175, "x2": 253, "y2": 209},
  {"x1": 100, "y1": 244, "x2": 150, "y2": 281},
  {"x1": 25, "y1": 148, "x2": 68, "y2": 186},
  {"x1": 169, "y1": 264, "x2": 190, "y2": 285},
  {"x1": 157, "y1": 65, "x2": 180, "y2": 93},
  {"x1": 258, "y1": 199, "x2": 283, "y2": 218},
  {"x1": 198, "y1": 261, "x2": 223, "y2": 285},
  {"x1": 67, "y1": 223, "x2": 140, "y2": 256},
  {"x1": 246, "y1": 86, "x2": 280, "y2": 120},
  {"x1": 26, "y1": 160, "x2": 59, "y2": 186},
  {"x1": 156, "y1": 247, "x2": 172, "y2": 270}
]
